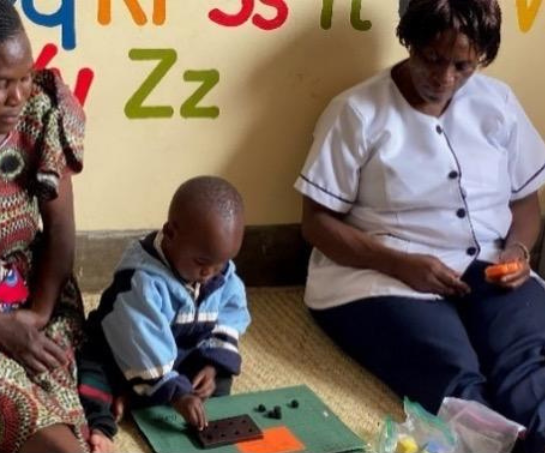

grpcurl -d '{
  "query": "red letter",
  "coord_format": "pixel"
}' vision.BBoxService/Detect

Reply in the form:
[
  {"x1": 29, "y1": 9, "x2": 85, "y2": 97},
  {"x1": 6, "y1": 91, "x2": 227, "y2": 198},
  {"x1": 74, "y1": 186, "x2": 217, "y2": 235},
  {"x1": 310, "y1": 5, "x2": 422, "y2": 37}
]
[
  {"x1": 252, "y1": 0, "x2": 288, "y2": 30},
  {"x1": 209, "y1": 0, "x2": 254, "y2": 27},
  {"x1": 34, "y1": 43, "x2": 58, "y2": 70},
  {"x1": 33, "y1": 43, "x2": 95, "y2": 107},
  {"x1": 73, "y1": 69, "x2": 95, "y2": 107}
]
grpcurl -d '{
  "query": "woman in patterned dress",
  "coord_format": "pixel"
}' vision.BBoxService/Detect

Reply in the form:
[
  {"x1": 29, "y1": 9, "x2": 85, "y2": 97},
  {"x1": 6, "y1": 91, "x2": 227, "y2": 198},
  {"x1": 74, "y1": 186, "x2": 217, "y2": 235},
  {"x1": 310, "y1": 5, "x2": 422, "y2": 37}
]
[{"x1": 0, "y1": 2, "x2": 90, "y2": 452}]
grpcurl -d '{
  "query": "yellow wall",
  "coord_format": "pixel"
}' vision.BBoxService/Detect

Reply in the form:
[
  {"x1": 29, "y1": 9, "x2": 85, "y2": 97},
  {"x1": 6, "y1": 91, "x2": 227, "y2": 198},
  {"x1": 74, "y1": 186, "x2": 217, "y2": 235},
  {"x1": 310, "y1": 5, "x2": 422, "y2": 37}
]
[{"x1": 18, "y1": 0, "x2": 545, "y2": 230}]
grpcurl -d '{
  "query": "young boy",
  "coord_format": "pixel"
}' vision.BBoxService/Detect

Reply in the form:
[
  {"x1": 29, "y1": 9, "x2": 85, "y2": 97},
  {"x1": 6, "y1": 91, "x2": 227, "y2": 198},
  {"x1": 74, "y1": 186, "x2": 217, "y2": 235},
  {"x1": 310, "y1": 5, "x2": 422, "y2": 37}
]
[{"x1": 78, "y1": 176, "x2": 250, "y2": 453}]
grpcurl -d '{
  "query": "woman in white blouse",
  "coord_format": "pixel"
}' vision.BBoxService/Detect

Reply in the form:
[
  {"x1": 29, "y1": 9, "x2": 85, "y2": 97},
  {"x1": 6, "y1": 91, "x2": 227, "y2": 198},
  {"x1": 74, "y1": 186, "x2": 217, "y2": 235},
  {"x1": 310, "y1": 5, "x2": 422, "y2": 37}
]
[{"x1": 295, "y1": 1, "x2": 545, "y2": 451}]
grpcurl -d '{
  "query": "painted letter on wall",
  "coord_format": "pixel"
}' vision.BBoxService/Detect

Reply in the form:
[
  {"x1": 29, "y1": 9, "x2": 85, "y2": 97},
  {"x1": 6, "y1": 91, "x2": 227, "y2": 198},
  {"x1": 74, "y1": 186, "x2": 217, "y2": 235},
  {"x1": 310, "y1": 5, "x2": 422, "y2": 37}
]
[
  {"x1": 181, "y1": 70, "x2": 220, "y2": 119},
  {"x1": 125, "y1": 49, "x2": 176, "y2": 119},
  {"x1": 33, "y1": 43, "x2": 95, "y2": 106},
  {"x1": 517, "y1": 0, "x2": 542, "y2": 32},
  {"x1": 321, "y1": 0, "x2": 372, "y2": 31},
  {"x1": 98, "y1": 0, "x2": 166, "y2": 26},
  {"x1": 17, "y1": 0, "x2": 76, "y2": 50},
  {"x1": 209, "y1": 0, "x2": 288, "y2": 30}
]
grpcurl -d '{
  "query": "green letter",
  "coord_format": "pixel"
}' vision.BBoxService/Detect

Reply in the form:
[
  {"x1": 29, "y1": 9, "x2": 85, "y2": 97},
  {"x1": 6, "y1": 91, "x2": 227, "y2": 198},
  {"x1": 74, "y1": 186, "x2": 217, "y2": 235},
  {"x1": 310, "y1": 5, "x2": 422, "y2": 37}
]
[
  {"x1": 180, "y1": 70, "x2": 220, "y2": 119},
  {"x1": 321, "y1": 0, "x2": 372, "y2": 31},
  {"x1": 320, "y1": 0, "x2": 334, "y2": 30},
  {"x1": 125, "y1": 48, "x2": 176, "y2": 119},
  {"x1": 351, "y1": 0, "x2": 372, "y2": 31}
]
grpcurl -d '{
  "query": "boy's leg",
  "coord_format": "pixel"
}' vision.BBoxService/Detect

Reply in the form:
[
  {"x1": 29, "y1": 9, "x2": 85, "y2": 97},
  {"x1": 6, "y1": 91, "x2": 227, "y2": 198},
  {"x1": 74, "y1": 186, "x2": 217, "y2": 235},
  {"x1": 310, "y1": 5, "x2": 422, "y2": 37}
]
[
  {"x1": 19, "y1": 424, "x2": 86, "y2": 453},
  {"x1": 77, "y1": 342, "x2": 118, "y2": 439},
  {"x1": 310, "y1": 295, "x2": 489, "y2": 413},
  {"x1": 459, "y1": 262, "x2": 545, "y2": 452}
]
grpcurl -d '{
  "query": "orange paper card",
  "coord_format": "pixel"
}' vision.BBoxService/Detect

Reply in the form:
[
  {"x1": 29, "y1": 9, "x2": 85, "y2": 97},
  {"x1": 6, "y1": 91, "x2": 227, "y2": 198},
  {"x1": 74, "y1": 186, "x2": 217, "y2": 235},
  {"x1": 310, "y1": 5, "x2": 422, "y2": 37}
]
[
  {"x1": 485, "y1": 261, "x2": 523, "y2": 280},
  {"x1": 237, "y1": 426, "x2": 305, "y2": 453}
]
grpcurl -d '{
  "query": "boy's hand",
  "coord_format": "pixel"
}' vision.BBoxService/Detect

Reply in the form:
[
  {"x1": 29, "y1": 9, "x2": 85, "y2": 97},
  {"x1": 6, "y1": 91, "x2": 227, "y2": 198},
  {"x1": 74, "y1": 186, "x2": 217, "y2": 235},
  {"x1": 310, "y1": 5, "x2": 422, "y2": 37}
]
[
  {"x1": 89, "y1": 429, "x2": 115, "y2": 453},
  {"x1": 173, "y1": 394, "x2": 208, "y2": 431},
  {"x1": 192, "y1": 365, "x2": 217, "y2": 399}
]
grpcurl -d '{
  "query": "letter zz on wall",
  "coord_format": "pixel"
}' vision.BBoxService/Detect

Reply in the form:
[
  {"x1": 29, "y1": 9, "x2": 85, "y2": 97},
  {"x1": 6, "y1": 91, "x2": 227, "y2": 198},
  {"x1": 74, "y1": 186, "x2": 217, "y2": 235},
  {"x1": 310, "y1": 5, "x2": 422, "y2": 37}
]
[
  {"x1": 181, "y1": 70, "x2": 220, "y2": 119},
  {"x1": 125, "y1": 49, "x2": 176, "y2": 119},
  {"x1": 125, "y1": 49, "x2": 220, "y2": 120}
]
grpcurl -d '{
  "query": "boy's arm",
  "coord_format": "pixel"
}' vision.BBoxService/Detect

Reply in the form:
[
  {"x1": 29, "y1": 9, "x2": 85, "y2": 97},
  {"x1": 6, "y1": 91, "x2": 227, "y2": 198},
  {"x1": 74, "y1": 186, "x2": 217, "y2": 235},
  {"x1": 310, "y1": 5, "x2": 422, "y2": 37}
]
[
  {"x1": 101, "y1": 272, "x2": 194, "y2": 405},
  {"x1": 195, "y1": 274, "x2": 250, "y2": 375}
]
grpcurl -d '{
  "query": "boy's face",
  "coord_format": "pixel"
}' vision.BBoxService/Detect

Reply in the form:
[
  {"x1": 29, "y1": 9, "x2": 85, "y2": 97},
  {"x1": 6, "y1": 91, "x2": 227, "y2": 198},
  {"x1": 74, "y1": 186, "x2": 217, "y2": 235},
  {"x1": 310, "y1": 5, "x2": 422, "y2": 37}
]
[{"x1": 163, "y1": 212, "x2": 244, "y2": 284}]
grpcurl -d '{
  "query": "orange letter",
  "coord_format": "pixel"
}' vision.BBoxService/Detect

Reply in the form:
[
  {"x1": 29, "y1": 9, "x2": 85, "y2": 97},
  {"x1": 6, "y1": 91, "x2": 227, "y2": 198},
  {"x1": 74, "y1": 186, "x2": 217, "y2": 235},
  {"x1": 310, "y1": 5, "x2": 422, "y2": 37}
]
[
  {"x1": 98, "y1": 0, "x2": 166, "y2": 26},
  {"x1": 153, "y1": 0, "x2": 166, "y2": 25},
  {"x1": 517, "y1": 0, "x2": 542, "y2": 32}
]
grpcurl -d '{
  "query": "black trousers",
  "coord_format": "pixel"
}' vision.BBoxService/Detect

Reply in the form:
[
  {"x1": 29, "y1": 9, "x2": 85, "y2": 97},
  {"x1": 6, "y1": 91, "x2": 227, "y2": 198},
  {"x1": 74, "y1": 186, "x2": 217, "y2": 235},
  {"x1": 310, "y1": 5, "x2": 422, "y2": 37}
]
[{"x1": 311, "y1": 261, "x2": 545, "y2": 453}]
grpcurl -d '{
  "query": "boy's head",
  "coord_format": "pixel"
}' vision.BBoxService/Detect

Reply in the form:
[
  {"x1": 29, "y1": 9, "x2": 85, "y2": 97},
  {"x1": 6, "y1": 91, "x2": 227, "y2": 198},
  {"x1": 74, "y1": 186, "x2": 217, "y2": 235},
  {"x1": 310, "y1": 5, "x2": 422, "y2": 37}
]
[{"x1": 161, "y1": 176, "x2": 245, "y2": 284}]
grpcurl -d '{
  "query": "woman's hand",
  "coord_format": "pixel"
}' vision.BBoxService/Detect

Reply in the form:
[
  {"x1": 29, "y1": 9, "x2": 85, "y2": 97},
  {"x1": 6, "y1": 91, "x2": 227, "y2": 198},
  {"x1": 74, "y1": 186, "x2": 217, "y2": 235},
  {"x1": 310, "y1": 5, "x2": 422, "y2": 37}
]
[
  {"x1": 15, "y1": 307, "x2": 49, "y2": 330},
  {"x1": 0, "y1": 309, "x2": 67, "y2": 374},
  {"x1": 491, "y1": 244, "x2": 531, "y2": 289},
  {"x1": 392, "y1": 253, "x2": 471, "y2": 297},
  {"x1": 172, "y1": 394, "x2": 208, "y2": 431},
  {"x1": 192, "y1": 365, "x2": 217, "y2": 400}
]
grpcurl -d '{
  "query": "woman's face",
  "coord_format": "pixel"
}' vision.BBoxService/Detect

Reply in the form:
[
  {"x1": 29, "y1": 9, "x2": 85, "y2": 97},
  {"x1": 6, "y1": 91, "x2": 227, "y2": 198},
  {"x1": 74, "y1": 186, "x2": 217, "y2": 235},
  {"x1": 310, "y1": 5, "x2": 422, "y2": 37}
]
[
  {"x1": 0, "y1": 32, "x2": 33, "y2": 136},
  {"x1": 407, "y1": 29, "x2": 479, "y2": 106}
]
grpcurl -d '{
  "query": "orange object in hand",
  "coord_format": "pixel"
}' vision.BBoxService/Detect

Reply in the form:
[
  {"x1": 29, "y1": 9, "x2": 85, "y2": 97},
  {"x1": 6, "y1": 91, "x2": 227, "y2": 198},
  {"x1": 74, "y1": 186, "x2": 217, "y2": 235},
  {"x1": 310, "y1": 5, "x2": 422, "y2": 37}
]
[{"x1": 485, "y1": 261, "x2": 523, "y2": 280}]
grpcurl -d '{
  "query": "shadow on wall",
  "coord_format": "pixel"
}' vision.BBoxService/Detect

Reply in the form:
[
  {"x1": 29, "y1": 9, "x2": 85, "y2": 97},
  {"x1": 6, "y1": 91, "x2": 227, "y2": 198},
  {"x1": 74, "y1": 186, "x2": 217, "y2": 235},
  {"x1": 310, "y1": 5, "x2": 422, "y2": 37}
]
[{"x1": 220, "y1": 2, "x2": 385, "y2": 225}]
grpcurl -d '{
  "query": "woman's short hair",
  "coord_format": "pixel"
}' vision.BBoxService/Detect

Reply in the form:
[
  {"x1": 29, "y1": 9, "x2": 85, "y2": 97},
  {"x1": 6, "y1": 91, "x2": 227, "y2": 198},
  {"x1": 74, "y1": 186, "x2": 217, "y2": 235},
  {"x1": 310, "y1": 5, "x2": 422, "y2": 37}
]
[
  {"x1": 0, "y1": 0, "x2": 24, "y2": 44},
  {"x1": 397, "y1": 0, "x2": 502, "y2": 67}
]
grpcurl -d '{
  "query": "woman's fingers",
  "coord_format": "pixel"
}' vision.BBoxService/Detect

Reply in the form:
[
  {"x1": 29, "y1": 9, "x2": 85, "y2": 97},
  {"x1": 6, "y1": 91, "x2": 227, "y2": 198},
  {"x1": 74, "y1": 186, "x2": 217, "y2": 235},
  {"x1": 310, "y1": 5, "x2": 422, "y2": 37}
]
[
  {"x1": 433, "y1": 267, "x2": 470, "y2": 296},
  {"x1": 21, "y1": 353, "x2": 47, "y2": 374},
  {"x1": 42, "y1": 334, "x2": 68, "y2": 367},
  {"x1": 498, "y1": 266, "x2": 531, "y2": 289},
  {"x1": 35, "y1": 349, "x2": 63, "y2": 370},
  {"x1": 19, "y1": 335, "x2": 67, "y2": 373}
]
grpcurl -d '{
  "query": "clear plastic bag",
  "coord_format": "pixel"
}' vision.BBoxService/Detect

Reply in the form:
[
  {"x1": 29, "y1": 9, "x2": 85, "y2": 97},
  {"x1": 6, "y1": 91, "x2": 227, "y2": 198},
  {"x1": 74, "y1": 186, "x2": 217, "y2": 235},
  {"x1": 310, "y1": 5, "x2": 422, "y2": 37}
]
[
  {"x1": 376, "y1": 398, "x2": 458, "y2": 453},
  {"x1": 438, "y1": 398, "x2": 525, "y2": 453}
]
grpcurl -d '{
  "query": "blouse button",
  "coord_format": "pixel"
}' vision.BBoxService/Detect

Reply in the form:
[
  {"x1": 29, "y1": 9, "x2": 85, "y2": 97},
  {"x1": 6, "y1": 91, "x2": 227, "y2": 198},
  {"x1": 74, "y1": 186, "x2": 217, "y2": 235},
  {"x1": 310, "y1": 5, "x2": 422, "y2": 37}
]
[
  {"x1": 448, "y1": 171, "x2": 459, "y2": 179},
  {"x1": 456, "y1": 208, "x2": 466, "y2": 218},
  {"x1": 466, "y1": 247, "x2": 477, "y2": 256},
  {"x1": 436, "y1": 125, "x2": 443, "y2": 134}
]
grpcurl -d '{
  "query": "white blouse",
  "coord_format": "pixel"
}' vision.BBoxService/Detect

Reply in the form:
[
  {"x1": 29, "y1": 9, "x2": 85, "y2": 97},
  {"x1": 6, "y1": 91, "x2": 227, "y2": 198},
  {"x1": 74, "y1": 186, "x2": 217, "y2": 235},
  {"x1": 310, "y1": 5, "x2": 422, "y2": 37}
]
[{"x1": 295, "y1": 68, "x2": 545, "y2": 309}]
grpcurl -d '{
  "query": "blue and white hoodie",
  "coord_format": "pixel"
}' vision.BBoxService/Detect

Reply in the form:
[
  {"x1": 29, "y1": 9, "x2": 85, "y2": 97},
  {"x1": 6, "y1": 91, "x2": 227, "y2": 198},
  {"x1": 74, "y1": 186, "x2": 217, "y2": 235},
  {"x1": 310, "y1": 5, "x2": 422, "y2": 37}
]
[{"x1": 83, "y1": 231, "x2": 250, "y2": 407}]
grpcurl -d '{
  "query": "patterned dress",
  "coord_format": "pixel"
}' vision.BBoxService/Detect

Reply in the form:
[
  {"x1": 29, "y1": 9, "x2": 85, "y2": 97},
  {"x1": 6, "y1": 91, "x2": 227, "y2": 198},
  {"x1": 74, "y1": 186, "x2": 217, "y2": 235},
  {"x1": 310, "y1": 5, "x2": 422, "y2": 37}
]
[{"x1": 0, "y1": 69, "x2": 89, "y2": 453}]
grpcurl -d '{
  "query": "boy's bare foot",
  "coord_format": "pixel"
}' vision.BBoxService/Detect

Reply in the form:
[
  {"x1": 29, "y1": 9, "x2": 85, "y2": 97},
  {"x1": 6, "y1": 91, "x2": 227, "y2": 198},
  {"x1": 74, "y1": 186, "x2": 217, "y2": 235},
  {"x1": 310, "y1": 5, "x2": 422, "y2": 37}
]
[{"x1": 89, "y1": 429, "x2": 115, "y2": 453}]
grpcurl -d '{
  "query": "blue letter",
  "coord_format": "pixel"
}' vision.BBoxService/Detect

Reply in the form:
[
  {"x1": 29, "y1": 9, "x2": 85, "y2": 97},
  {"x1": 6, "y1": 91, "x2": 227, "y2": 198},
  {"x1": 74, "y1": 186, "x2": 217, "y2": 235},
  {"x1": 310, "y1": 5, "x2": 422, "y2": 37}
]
[{"x1": 20, "y1": 0, "x2": 76, "y2": 50}]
